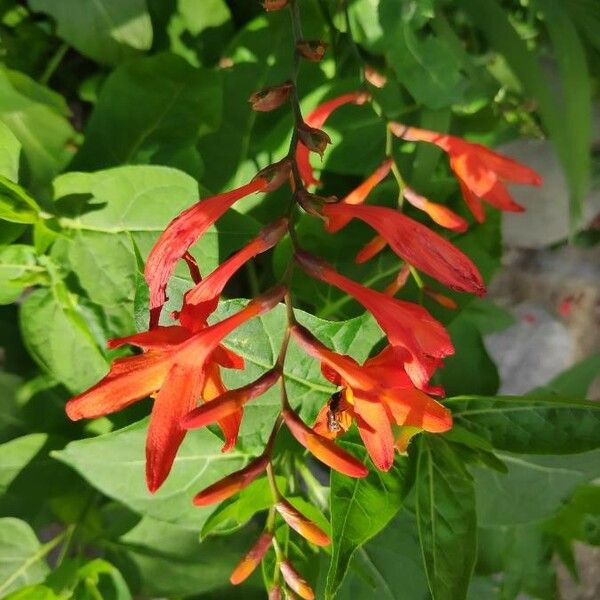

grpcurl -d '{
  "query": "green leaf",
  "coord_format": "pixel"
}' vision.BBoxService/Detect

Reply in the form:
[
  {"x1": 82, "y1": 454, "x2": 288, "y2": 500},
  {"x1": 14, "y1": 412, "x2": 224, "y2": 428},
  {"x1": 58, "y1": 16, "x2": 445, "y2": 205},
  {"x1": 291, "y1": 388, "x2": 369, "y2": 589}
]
[
  {"x1": 28, "y1": 0, "x2": 153, "y2": 66},
  {"x1": 0, "y1": 176, "x2": 41, "y2": 224},
  {"x1": 20, "y1": 276, "x2": 108, "y2": 394},
  {"x1": 0, "y1": 68, "x2": 75, "y2": 191},
  {"x1": 5, "y1": 585, "x2": 59, "y2": 600},
  {"x1": 0, "y1": 518, "x2": 50, "y2": 596},
  {"x1": 54, "y1": 419, "x2": 248, "y2": 531},
  {"x1": 416, "y1": 436, "x2": 477, "y2": 600},
  {"x1": 0, "y1": 121, "x2": 21, "y2": 182},
  {"x1": 333, "y1": 512, "x2": 429, "y2": 600},
  {"x1": 0, "y1": 245, "x2": 45, "y2": 304},
  {"x1": 326, "y1": 444, "x2": 409, "y2": 599},
  {"x1": 70, "y1": 54, "x2": 222, "y2": 176},
  {"x1": 473, "y1": 449, "x2": 600, "y2": 526},
  {"x1": 459, "y1": 0, "x2": 591, "y2": 226},
  {"x1": 447, "y1": 395, "x2": 600, "y2": 454}
]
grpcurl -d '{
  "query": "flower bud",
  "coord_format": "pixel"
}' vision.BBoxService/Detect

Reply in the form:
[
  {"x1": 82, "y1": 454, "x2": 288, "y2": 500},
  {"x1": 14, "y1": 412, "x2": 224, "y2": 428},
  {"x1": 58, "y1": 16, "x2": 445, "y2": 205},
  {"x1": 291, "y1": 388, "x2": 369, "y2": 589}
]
[
  {"x1": 279, "y1": 560, "x2": 315, "y2": 600},
  {"x1": 364, "y1": 65, "x2": 387, "y2": 88},
  {"x1": 296, "y1": 40, "x2": 328, "y2": 62},
  {"x1": 297, "y1": 124, "x2": 331, "y2": 157},
  {"x1": 268, "y1": 585, "x2": 283, "y2": 600},
  {"x1": 262, "y1": 0, "x2": 289, "y2": 10},
  {"x1": 193, "y1": 453, "x2": 269, "y2": 506},
  {"x1": 424, "y1": 287, "x2": 457, "y2": 309},
  {"x1": 249, "y1": 81, "x2": 293, "y2": 112},
  {"x1": 230, "y1": 532, "x2": 273, "y2": 584},
  {"x1": 355, "y1": 234, "x2": 387, "y2": 264},
  {"x1": 275, "y1": 499, "x2": 331, "y2": 546},
  {"x1": 254, "y1": 158, "x2": 292, "y2": 192}
]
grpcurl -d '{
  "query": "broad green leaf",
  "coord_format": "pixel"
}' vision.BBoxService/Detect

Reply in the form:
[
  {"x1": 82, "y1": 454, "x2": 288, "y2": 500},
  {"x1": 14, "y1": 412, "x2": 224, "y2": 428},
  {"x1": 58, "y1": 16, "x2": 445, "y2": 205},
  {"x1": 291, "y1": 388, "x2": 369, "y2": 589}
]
[
  {"x1": 20, "y1": 277, "x2": 108, "y2": 394},
  {"x1": 28, "y1": 0, "x2": 152, "y2": 66},
  {"x1": 333, "y1": 512, "x2": 429, "y2": 600},
  {"x1": 473, "y1": 449, "x2": 600, "y2": 526},
  {"x1": 326, "y1": 444, "x2": 409, "y2": 599},
  {"x1": 0, "y1": 121, "x2": 21, "y2": 182},
  {"x1": 0, "y1": 245, "x2": 45, "y2": 304},
  {"x1": 0, "y1": 518, "x2": 50, "y2": 596},
  {"x1": 416, "y1": 436, "x2": 477, "y2": 600},
  {"x1": 0, "y1": 433, "x2": 83, "y2": 520},
  {"x1": 55, "y1": 419, "x2": 248, "y2": 531},
  {"x1": 0, "y1": 176, "x2": 41, "y2": 224},
  {"x1": 104, "y1": 514, "x2": 264, "y2": 598},
  {"x1": 0, "y1": 68, "x2": 75, "y2": 191},
  {"x1": 70, "y1": 54, "x2": 222, "y2": 176},
  {"x1": 447, "y1": 395, "x2": 600, "y2": 454},
  {"x1": 459, "y1": 0, "x2": 591, "y2": 226}
]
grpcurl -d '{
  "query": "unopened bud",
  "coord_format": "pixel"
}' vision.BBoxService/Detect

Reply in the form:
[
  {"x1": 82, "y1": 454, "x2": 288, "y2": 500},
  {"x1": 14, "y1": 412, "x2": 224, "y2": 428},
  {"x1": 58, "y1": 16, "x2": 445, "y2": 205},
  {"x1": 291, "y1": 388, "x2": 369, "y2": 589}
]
[
  {"x1": 268, "y1": 586, "x2": 283, "y2": 600},
  {"x1": 254, "y1": 158, "x2": 292, "y2": 192},
  {"x1": 262, "y1": 0, "x2": 289, "y2": 10},
  {"x1": 230, "y1": 532, "x2": 273, "y2": 584},
  {"x1": 249, "y1": 81, "x2": 293, "y2": 112},
  {"x1": 279, "y1": 560, "x2": 315, "y2": 600},
  {"x1": 297, "y1": 124, "x2": 331, "y2": 157},
  {"x1": 364, "y1": 65, "x2": 387, "y2": 88},
  {"x1": 296, "y1": 40, "x2": 328, "y2": 62},
  {"x1": 275, "y1": 499, "x2": 331, "y2": 546}
]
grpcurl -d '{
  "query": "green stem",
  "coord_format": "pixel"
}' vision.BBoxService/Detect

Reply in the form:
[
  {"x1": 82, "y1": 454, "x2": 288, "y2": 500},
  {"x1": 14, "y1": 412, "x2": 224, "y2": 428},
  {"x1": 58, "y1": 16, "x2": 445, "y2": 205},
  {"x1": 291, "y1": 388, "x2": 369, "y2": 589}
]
[{"x1": 40, "y1": 43, "x2": 68, "y2": 86}]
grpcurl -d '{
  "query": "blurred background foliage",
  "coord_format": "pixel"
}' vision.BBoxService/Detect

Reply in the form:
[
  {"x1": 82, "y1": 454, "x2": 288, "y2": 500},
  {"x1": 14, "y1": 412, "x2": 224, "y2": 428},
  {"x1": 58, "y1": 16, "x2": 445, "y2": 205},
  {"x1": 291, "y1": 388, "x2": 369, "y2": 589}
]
[{"x1": 0, "y1": 0, "x2": 599, "y2": 598}]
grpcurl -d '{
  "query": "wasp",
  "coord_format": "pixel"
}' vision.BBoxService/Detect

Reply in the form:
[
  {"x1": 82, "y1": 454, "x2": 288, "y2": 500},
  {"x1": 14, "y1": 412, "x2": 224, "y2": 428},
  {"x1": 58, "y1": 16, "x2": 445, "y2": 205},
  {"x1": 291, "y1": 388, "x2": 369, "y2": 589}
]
[{"x1": 326, "y1": 390, "x2": 344, "y2": 433}]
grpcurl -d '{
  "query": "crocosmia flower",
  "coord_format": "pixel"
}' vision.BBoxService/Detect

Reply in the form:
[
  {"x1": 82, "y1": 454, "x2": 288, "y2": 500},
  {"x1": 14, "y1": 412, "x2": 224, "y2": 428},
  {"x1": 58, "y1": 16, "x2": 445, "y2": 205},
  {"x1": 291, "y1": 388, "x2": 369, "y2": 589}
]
[
  {"x1": 390, "y1": 123, "x2": 543, "y2": 222},
  {"x1": 295, "y1": 250, "x2": 453, "y2": 390},
  {"x1": 322, "y1": 202, "x2": 486, "y2": 296},
  {"x1": 291, "y1": 325, "x2": 452, "y2": 470},
  {"x1": 66, "y1": 286, "x2": 286, "y2": 493}
]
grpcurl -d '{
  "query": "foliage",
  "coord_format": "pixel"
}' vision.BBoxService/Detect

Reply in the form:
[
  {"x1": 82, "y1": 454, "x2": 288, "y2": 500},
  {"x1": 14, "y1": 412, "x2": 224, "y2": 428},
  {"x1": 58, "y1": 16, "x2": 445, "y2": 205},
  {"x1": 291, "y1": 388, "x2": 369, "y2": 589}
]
[{"x1": 0, "y1": 0, "x2": 598, "y2": 599}]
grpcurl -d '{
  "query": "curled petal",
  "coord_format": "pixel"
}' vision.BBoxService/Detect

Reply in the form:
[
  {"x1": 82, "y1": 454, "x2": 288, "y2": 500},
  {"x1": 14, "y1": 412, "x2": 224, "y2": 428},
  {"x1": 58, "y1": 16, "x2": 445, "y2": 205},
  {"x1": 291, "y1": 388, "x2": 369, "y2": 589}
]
[
  {"x1": 279, "y1": 560, "x2": 315, "y2": 600},
  {"x1": 322, "y1": 203, "x2": 485, "y2": 296},
  {"x1": 383, "y1": 387, "x2": 452, "y2": 433},
  {"x1": 182, "y1": 369, "x2": 281, "y2": 430},
  {"x1": 249, "y1": 81, "x2": 293, "y2": 112},
  {"x1": 180, "y1": 218, "x2": 288, "y2": 328},
  {"x1": 275, "y1": 499, "x2": 331, "y2": 546},
  {"x1": 282, "y1": 406, "x2": 368, "y2": 478},
  {"x1": 230, "y1": 532, "x2": 273, "y2": 585},
  {"x1": 145, "y1": 178, "x2": 268, "y2": 326},
  {"x1": 403, "y1": 187, "x2": 468, "y2": 233},
  {"x1": 355, "y1": 234, "x2": 387, "y2": 264},
  {"x1": 193, "y1": 453, "x2": 269, "y2": 506}
]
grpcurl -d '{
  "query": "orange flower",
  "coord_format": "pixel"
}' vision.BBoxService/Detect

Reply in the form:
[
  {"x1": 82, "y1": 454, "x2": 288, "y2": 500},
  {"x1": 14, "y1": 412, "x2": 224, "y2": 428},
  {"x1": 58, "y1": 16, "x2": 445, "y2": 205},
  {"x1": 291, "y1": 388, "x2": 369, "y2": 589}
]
[
  {"x1": 178, "y1": 218, "x2": 288, "y2": 330},
  {"x1": 297, "y1": 91, "x2": 369, "y2": 187},
  {"x1": 391, "y1": 123, "x2": 542, "y2": 222},
  {"x1": 295, "y1": 250, "x2": 453, "y2": 390},
  {"x1": 230, "y1": 532, "x2": 273, "y2": 585},
  {"x1": 145, "y1": 161, "x2": 290, "y2": 326},
  {"x1": 275, "y1": 499, "x2": 331, "y2": 546},
  {"x1": 291, "y1": 325, "x2": 452, "y2": 470},
  {"x1": 322, "y1": 202, "x2": 485, "y2": 296},
  {"x1": 66, "y1": 286, "x2": 285, "y2": 493}
]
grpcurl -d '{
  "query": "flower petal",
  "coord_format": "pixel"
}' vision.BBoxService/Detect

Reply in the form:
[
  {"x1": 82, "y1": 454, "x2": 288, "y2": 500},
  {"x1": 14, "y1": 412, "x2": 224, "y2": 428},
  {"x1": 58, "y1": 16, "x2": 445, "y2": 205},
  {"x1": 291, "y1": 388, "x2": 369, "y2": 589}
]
[
  {"x1": 108, "y1": 326, "x2": 190, "y2": 350},
  {"x1": 353, "y1": 393, "x2": 395, "y2": 471},
  {"x1": 322, "y1": 203, "x2": 485, "y2": 296},
  {"x1": 383, "y1": 387, "x2": 452, "y2": 433},
  {"x1": 145, "y1": 178, "x2": 268, "y2": 326}
]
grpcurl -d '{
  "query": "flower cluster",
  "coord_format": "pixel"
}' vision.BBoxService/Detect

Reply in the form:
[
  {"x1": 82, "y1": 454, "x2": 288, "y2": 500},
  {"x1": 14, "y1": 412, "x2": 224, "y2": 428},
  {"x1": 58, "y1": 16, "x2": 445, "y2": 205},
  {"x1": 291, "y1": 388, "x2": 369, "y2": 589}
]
[{"x1": 65, "y1": 1, "x2": 542, "y2": 597}]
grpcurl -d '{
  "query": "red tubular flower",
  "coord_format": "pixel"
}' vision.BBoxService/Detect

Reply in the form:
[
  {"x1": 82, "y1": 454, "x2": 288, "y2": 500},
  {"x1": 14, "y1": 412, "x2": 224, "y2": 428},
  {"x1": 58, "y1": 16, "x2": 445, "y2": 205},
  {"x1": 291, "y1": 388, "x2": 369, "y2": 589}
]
[
  {"x1": 66, "y1": 286, "x2": 285, "y2": 493},
  {"x1": 295, "y1": 251, "x2": 453, "y2": 390},
  {"x1": 178, "y1": 218, "x2": 288, "y2": 330},
  {"x1": 390, "y1": 123, "x2": 543, "y2": 222},
  {"x1": 181, "y1": 369, "x2": 281, "y2": 430},
  {"x1": 291, "y1": 325, "x2": 452, "y2": 470},
  {"x1": 282, "y1": 405, "x2": 368, "y2": 477},
  {"x1": 275, "y1": 499, "x2": 331, "y2": 546},
  {"x1": 230, "y1": 532, "x2": 273, "y2": 585},
  {"x1": 403, "y1": 187, "x2": 468, "y2": 233},
  {"x1": 193, "y1": 452, "x2": 270, "y2": 506},
  {"x1": 279, "y1": 561, "x2": 315, "y2": 600},
  {"x1": 322, "y1": 202, "x2": 485, "y2": 296},
  {"x1": 297, "y1": 91, "x2": 370, "y2": 187}
]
